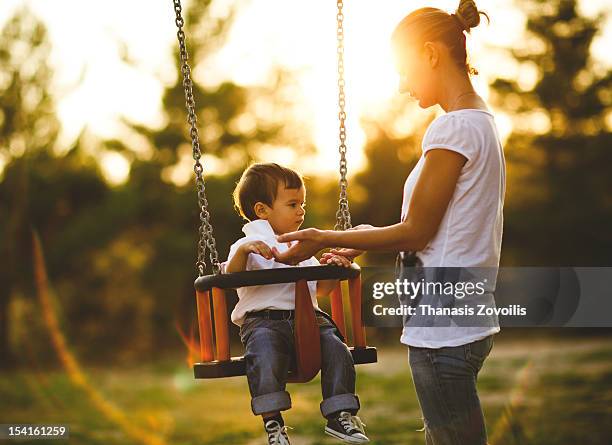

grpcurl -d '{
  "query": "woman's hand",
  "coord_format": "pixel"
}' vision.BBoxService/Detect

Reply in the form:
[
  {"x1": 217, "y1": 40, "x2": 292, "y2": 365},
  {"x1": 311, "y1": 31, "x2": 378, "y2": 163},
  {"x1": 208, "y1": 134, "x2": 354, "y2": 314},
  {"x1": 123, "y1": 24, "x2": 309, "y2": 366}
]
[
  {"x1": 321, "y1": 224, "x2": 373, "y2": 261},
  {"x1": 272, "y1": 228, "x2": 326, "y2": 265}
]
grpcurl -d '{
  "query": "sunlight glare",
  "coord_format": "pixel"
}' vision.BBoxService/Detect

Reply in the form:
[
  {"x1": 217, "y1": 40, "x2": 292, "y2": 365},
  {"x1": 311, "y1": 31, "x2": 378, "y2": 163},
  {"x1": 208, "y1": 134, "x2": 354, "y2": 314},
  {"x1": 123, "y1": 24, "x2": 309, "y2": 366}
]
[
  {"x1": 1, "y1": 0, "x2": 610, "y2": 178},
  {"x1": 101, "y1": 150, "x2": 130, "y2": 186}
]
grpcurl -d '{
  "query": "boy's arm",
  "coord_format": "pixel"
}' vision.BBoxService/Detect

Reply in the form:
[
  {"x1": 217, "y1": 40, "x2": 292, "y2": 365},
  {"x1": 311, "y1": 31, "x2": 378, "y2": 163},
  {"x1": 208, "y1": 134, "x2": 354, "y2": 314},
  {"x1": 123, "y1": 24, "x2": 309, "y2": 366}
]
[
  {"x1": 224, "y1": 247, "x2": 250, "y2": 273},
  {"x1": 316, "y1": 253, "x2": 352, "y2": 297},
  {"x1": 224, "y1": 240, "x2": 274, "y2": 273}
]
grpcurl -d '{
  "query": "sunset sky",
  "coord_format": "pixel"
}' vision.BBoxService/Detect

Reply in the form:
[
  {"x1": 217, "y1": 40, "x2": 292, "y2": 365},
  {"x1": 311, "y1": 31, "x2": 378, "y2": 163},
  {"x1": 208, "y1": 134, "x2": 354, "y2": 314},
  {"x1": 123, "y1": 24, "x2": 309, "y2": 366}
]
[{"x1": 1, "y1": 0, "x2": 610, "y2": 184}]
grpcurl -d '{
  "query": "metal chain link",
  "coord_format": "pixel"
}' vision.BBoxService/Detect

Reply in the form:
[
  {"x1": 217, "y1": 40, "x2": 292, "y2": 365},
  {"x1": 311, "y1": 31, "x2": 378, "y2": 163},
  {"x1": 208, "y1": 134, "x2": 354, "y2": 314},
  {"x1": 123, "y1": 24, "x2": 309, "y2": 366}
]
[
  {"x1": 173, "y1": 0, "x2": 221, "y2": 275},
  {"x1": 335, "y1": 0, "x2": 352, "y2": 231}
]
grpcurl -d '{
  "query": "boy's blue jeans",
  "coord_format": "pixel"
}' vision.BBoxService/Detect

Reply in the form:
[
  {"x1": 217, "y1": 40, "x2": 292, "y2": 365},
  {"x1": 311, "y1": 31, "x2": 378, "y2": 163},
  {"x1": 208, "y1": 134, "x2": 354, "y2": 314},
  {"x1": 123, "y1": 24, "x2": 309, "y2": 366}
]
[
  {"x1": 408, "y1": 335, "x2": 494, "y2": 445},
  {"x1": 239, "y1": 309, "x2": 361, "y2": 417}
]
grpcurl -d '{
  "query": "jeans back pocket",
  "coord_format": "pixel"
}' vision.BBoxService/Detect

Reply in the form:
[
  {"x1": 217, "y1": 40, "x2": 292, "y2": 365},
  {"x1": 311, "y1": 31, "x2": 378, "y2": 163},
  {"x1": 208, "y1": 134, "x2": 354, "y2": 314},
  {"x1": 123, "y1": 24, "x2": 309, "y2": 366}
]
[{"x1": 465, "y1": 335, "x2": 494, "y2": 371}]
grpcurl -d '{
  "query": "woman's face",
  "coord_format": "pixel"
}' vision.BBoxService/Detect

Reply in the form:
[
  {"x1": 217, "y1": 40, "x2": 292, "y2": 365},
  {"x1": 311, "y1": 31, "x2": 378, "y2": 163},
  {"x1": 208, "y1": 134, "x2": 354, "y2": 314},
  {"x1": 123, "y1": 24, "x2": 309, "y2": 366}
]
[{"x1": 393, "y1": 40, "x2": 438, "y2": 109}]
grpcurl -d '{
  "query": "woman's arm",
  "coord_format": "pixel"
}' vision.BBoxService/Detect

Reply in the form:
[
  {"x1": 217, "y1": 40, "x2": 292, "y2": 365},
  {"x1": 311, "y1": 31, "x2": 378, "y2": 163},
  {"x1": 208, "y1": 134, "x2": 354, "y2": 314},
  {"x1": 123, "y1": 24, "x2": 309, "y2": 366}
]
[
  {"x1": 274, "y1": 149, "x2": 466, "y2": 264},
  {"x1": 320, "y1": 224, "x2": 374, "y2": 263}
]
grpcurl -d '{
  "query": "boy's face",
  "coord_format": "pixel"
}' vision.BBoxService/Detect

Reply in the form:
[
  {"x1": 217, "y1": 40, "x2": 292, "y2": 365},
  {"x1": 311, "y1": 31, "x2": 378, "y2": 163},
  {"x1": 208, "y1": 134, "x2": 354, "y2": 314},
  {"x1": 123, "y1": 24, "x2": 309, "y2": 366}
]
[{"x1": 256, "y1": 184, "x2": 306, "y2": 235}]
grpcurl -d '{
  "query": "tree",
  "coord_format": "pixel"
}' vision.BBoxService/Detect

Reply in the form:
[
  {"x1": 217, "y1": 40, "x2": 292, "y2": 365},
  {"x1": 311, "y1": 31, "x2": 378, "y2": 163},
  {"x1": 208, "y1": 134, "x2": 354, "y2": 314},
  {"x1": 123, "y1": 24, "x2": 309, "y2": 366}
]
[
  {"x1": 0, "y1": 7, "x2": 62, "y2": 369},
  {"x1": 0, "y1": 0, "x2": 383, "y2": 366},
  {"x1": 491, "y1": 0, "x2": 612, "y2": 266}
]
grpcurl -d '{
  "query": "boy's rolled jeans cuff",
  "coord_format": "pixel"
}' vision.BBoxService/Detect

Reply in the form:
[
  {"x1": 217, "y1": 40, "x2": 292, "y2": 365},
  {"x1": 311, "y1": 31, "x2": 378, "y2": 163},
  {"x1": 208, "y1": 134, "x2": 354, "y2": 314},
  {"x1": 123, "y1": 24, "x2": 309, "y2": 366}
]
[
  {"x1": 251, "y1": 390, "x2": 292, "y2": 415},
  {"x1": 320, "y1": 393, "x2": 360, "y2": 417}
]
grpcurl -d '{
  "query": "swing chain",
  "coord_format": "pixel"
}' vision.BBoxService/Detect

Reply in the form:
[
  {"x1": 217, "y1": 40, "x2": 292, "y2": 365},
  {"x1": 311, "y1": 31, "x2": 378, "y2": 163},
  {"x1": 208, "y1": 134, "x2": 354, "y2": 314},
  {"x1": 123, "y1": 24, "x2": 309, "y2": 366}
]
[
  {"x1": 173, "y1": 0, "x2": 221, "y2": 275},
  {"x1": 335, "y1": 0, "x2": 352, "y2": 231}
]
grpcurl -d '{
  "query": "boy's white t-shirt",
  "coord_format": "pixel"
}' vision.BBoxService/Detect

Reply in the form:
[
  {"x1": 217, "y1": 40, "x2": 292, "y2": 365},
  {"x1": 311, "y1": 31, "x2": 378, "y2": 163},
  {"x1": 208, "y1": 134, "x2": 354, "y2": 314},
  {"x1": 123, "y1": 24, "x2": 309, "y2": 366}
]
[
  {"x1": 400, "y1": 109, "x2": 506, "y2": 348},
  {"x1": 220, "y1": 219, "x2": 320, "y2": 326}
]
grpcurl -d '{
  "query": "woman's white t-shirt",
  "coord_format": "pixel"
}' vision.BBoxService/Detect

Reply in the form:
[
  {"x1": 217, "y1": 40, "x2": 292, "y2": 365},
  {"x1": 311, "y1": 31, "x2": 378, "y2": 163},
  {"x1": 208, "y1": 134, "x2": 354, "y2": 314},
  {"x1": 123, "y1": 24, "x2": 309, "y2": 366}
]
[{"x1": 400, "y1": 109, "x2": 506, "y2": 348}]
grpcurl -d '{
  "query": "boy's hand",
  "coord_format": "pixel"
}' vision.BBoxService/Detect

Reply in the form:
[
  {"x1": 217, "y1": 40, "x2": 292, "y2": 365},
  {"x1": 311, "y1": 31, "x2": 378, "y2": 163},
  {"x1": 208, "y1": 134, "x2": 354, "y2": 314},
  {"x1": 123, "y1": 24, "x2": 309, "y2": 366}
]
[
  {"x1": 319, "y1": 253, "x2": 352, "y2": 267},
  {"x1": 322, "y1": 248, "x2": 364, "y2": 261},
  {"x1": 240, "y1": 240, "x2": 274, "y2": 260}
]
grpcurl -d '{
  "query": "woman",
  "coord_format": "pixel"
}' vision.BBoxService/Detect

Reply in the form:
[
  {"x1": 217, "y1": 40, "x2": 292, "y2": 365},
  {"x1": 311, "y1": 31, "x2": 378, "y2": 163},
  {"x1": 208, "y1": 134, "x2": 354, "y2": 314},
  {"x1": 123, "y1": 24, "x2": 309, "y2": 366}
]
[{"x1": 272, "y1": 0, "x2": 505, "y2": 443}]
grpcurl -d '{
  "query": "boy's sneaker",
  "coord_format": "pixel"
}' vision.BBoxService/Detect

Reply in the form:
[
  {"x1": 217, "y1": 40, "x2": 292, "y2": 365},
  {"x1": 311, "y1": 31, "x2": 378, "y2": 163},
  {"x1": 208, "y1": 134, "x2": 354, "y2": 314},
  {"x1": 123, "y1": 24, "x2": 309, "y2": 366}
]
[
  {"x1": 265, "y1": 419, "x2": 293, "y2": 445},
  {"x1": 325, "y1": 411, "x2": 370, "y2": 444}
]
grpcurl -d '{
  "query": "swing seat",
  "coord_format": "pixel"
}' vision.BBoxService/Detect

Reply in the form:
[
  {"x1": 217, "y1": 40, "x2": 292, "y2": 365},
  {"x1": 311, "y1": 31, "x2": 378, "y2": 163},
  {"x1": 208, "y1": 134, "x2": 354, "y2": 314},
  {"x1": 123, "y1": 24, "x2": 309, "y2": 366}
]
[
  {"x1": 192, "y1": 263, "x2": 377, "y2": 383},
  {"x1": 193, "y1": 347, "x2": 378, "y2": 379}
]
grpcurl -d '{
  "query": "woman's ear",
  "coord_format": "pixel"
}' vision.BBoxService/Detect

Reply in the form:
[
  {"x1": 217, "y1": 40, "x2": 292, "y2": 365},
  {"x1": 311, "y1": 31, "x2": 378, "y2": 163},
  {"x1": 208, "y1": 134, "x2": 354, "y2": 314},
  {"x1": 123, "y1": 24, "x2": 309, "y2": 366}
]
[{"x1": 423, "y1": 41, "x2": 439, "y2": 69}]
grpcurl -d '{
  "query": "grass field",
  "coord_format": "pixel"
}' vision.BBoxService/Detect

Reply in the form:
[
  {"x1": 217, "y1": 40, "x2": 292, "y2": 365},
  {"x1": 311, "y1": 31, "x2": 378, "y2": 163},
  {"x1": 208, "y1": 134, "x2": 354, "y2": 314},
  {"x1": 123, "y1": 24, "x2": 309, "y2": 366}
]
[{"x1": 1, "y1": 334, "x2": 611, "y2": 445}]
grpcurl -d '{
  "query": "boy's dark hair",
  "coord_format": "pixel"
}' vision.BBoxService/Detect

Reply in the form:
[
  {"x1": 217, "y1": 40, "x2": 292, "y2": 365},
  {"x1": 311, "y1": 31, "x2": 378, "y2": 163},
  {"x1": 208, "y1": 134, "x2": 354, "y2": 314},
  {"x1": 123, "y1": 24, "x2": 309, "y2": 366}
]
[{"x1": 233, "y1": 162, "x2": 304, "y2": 221}]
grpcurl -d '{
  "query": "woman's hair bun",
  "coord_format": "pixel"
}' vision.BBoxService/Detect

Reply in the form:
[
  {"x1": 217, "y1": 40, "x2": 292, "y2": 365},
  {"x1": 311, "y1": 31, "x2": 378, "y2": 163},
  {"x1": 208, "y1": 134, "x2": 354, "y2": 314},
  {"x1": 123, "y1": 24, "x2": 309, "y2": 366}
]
[{"x1": 453, "y1": 0, "x2": 489, "y2": 33}]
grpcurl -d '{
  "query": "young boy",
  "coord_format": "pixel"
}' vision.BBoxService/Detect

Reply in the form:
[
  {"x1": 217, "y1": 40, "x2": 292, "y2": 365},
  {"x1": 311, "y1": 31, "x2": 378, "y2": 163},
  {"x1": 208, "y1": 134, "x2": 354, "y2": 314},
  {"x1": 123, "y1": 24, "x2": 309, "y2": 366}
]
[{"x1": 221, "y1": 163, "x2": 369, "y2": 445}]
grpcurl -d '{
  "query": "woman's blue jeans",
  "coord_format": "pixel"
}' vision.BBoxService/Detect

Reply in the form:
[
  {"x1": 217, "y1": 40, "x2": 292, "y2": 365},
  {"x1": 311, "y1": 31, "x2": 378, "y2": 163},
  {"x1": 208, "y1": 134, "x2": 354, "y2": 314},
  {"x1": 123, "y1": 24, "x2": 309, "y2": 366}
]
[{"x1": 408, "y1": 334, "x2": 494, "y2": 445}]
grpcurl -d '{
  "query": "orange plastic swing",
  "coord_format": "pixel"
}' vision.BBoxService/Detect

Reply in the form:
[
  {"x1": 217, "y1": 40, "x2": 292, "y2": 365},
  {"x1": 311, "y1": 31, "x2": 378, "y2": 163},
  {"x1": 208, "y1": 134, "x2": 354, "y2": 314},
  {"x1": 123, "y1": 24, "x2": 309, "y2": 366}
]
[{"x1": 192, "y1": 264, "x2": 376, "y2": 382}]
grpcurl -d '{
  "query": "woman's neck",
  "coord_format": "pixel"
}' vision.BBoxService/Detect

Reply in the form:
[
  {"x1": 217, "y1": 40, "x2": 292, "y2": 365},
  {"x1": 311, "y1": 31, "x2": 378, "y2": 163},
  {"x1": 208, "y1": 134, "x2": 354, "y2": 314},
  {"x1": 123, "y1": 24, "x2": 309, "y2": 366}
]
[{"x1": 438, "y1": 73, "x2": 488, "y2": 113}]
